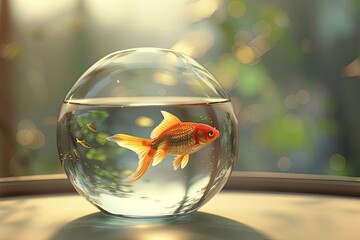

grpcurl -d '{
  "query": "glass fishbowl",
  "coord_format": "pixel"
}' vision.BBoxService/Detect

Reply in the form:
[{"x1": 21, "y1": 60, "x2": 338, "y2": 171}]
[{"x1": 57, "y1": 48, "x2": 238, "y2": 217}]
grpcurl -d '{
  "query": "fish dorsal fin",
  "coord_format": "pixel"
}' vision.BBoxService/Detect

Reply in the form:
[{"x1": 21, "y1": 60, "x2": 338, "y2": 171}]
[{"x1": 150, "y1": 111, "x2": 181, "y2": 139}]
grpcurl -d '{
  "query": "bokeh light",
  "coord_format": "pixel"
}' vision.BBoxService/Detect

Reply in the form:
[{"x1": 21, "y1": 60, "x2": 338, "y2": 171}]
[
  {"x1": 1, "y1": 0, "x2": 360, "y2": 178},
  {"x1": 135, "y1": 116, "x2": 155, "y2": 128},
  {"x1": 277, "y1": 157, "x2": 292, "y2": 171},
  {"x1": 329, "y1": 153, "x2": 346, "y2": 171},
  {"x1": 16, "y1": 120, "x2": 46, "y2": 150},
  {"x1": 227, "y1": 0, "x2": 246, "y2": 18}
]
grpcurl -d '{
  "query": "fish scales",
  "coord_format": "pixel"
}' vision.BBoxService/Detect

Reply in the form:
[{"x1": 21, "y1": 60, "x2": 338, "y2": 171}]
[{"x1": 154, "y1": 124, "x2": 196, "y2": 151}]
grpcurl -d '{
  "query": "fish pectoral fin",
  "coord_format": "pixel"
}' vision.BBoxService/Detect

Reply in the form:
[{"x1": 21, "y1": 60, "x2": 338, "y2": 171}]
[
  {"x1": 173, "y1": 154, "x2": 189, "y2": 170},
  {"x1": 173, "y1": 155, "x2": 182, "y2": 170},
  {"x1": 181, "y1": 154, "x2": 189, "y2": 169},
  {"x1": 152, "y1": 149, "x2": 167, "y2": 166}
]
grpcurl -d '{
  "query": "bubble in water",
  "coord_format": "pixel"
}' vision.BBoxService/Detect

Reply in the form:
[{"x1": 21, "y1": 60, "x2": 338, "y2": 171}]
[{"x1": 57, "y1": 48, "x2": 238, "y2": 217}]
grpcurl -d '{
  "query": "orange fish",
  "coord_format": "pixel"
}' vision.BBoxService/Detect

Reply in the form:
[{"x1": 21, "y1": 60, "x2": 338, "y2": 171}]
[{"x1": 107, "y1": 111, "x2": 220, "y2": 182}]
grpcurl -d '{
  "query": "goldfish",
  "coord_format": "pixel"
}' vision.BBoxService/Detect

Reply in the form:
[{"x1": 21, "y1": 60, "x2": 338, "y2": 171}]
[
  {"x1": 107, "y1": 111, "x2": 220, "y2": 182},
  {"x1": 75, "y1": 138, "x2": 91, "y2": 148},
  {"x1": 72, "y1": 148, "x2": 80, "y2": 159},
  {"x1": 87, "y1": 123, "x2": 97, "y2": 132}
]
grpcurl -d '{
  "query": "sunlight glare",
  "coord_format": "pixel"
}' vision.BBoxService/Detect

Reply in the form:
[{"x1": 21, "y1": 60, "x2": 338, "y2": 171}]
[
  {"x1": 10, "y1": 0, "x2": 75, "y2": 22},
  {"x1": 171, "y1": 29, "x2": 214, "y2": 58},
  {"x1": 153, "y1": 72, "x2": 177, "y2": 86},
  {"x1": 187, "y1": 0, "x2": 221, "y2": 22}
]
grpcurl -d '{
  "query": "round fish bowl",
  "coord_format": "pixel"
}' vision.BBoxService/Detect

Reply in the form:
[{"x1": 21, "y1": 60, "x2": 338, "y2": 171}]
[{"x1": 57, "y1": 48, "x2": 238, "y2": 217}]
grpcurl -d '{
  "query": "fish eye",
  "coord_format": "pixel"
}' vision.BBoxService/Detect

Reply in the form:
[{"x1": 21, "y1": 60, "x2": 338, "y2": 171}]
[{"x1": 208, "y1": 131, "x2": 214, "y2": 137}]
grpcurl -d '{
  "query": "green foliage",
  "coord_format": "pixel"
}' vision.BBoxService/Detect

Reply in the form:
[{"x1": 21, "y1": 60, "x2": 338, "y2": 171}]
[
  {"x1": 236, "y1": 65, "x2": 269, "y2": 97},
  {"x1": 255, "y1": 114, "x2": 307, "y2": 151},
  {"x1": 74, "y1": 110, "x2": 121, "y2": 162},
  {"x1": 86, "y1": 148, "x2": 107, "y2": 161},
  {"x1": 96, "y1": 132, "x2": 109, "y2": 145}
]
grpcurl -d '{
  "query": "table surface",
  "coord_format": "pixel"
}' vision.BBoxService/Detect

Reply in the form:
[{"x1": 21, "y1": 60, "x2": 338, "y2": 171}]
[{"x1": 1, "y1": 191, "x2": 360, "y2": 240}]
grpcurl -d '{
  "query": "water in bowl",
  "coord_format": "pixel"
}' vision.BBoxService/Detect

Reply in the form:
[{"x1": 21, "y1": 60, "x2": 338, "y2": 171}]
[{"x1": 57, "y1": 96, "x2": 237, "y2": 217}]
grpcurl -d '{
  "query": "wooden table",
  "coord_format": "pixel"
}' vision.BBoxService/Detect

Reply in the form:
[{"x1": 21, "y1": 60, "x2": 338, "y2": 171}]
[{"x1": 1, "y1": 191, "x2": 360, "y2": 240}]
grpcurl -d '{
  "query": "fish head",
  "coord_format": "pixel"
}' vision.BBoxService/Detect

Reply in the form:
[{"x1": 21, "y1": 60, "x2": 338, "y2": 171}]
[{"x1": 195, "y1": 124, "x2": 220, "y2": 144}]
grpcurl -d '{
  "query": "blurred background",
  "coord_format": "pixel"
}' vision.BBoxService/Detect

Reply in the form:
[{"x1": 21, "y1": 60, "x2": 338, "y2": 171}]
[{"x1": 0, "y1": 0, "x2": 359, "y2": 178}]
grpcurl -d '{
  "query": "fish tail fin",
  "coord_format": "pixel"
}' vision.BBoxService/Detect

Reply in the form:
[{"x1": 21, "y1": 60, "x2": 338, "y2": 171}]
[
  {"x1": 126, "y1": 149, "x2": 156, "y2": 182},
  {"x1": 107, "y1": 134, "x2": 155, "y2": 182}
]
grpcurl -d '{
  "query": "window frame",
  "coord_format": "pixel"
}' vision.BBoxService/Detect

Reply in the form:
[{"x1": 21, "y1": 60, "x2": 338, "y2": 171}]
[{"x1": 1, "y1": 172, "x2": 359, "y2": 197}]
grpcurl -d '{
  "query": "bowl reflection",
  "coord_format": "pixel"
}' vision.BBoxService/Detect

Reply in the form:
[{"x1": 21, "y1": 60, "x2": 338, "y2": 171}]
[{"x1": 51, "y1": 211, "x2": 270, "y2": 240}]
